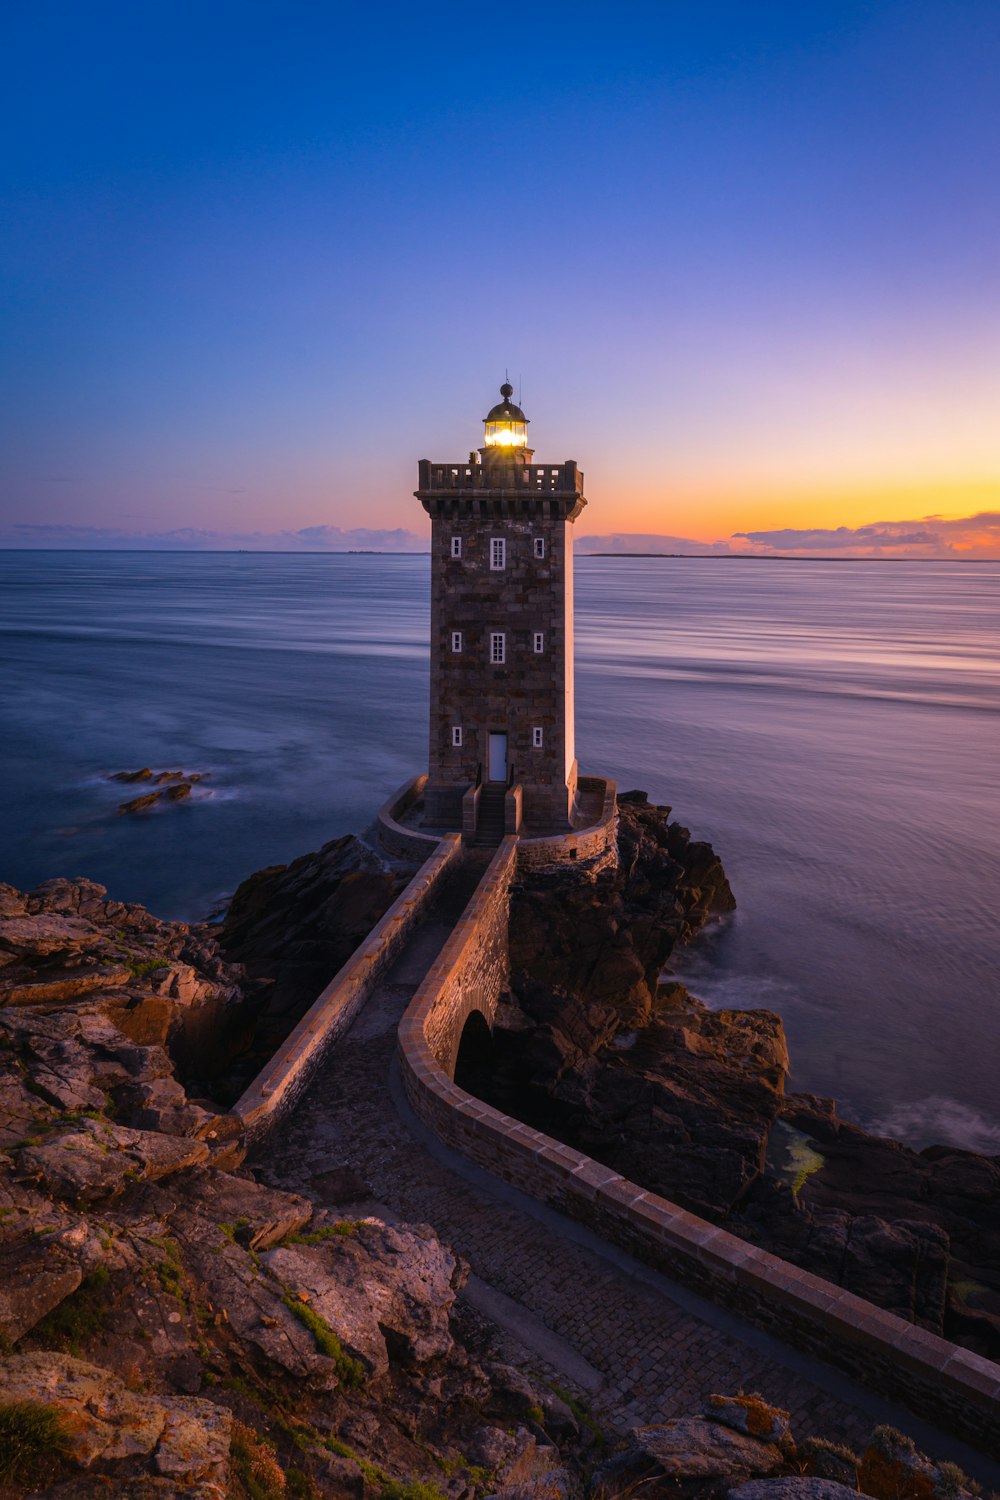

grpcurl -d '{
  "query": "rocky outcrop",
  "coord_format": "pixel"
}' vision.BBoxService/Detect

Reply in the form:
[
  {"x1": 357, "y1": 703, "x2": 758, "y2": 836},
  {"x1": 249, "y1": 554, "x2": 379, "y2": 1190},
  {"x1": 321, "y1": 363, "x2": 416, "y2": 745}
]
[
  {"x1": 1, "y1": 1352, "x2": 232, "y2": 1492},
  {"x1": 462, "y1": 794, "x2": 1000, "y2": 1359},
  {"x1": 0, "y1": 878, "x2": 242, "y2": 1090},
  {"x1": 593, "y1": 1400, "x2": 984, "y2": 1500},
  {"x1": 0, "y1": 949, "x2": 586, "y2": 1498},
  {"x1": 109, "y1": 767, "x2": 209, "y2": 815}
]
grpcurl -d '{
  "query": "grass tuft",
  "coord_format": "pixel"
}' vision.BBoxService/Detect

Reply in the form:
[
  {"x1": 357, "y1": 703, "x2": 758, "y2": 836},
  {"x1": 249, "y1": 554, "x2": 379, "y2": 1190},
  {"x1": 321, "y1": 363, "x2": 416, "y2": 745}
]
[{"x1": 0, "y1": 1400, "x2": 72, "y2": 1485}]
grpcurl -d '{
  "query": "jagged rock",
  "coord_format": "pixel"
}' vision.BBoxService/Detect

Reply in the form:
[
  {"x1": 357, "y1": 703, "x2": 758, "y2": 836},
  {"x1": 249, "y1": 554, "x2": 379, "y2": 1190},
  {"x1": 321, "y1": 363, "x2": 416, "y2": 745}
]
[
  {"x1": 622, "y1": 1416, "x2": 783, "y2": 1481},
  {"x1": 0, "y1": 911, "x2": 105, "y2": 959},
  {"x1": 15, "y1": 1118, "x2": 209, "y2": 1201},
  {"x1": 174, "y1": 1168, "x2": 312, "y2": 1249},
  {"x1": 0, "y1": 1353, "x2": 231, "y2": 1489},
  {"x1": 0, "y1": 1232, "x2": 84, "y2": 1342},
  {"x1": 486, "y1": 1362, "x2": 580, "y2": 1439},
  {"x1": 263, "y1": 1218, "x2": 462, "y2": 1378}
]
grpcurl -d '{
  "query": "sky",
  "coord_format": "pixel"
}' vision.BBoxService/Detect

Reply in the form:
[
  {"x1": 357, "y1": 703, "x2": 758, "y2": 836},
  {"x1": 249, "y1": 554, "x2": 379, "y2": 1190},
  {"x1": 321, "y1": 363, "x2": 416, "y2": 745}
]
[{"x1": 1, "y1": 1, "x2": 998, "y2": 557}]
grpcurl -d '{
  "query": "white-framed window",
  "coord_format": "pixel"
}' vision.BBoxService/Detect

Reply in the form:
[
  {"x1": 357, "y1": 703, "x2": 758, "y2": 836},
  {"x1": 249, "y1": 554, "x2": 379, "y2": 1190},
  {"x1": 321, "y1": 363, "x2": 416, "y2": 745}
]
[
  {"x1": 451, "y1": 631, "x2": 462, "y2": 653},
  {"x1": 450, "y1": 536, "x2": 462, "y2": 559},
  {"x1": 532, "y1": 726, "x2": 544, "y2": 748},
  {"x1": 490, "y1": 537, "x2": 506, "y2": 570},
  {"x1": 490, "y1": 632, "x2": 506, "y2": 664},
  {"x1": 451, "y1": 725, "x2": 463, "y2": 747},
  {"x1": 533, "y1": 631, "x2": 544, "y2": 654},
  {"x1": 533, "y1": 537, "x2": 545, "y2": 560}
]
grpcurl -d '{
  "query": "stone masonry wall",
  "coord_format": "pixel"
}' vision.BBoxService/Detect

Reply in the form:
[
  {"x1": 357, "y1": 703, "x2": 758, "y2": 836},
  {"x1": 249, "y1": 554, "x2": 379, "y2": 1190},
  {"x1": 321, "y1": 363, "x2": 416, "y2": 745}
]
[
  {"x1": 401, "y1": 839, "x2": 515, "y2": 1080},
  {"x1": 233, "y1": 834, "x2": 462, "y2": 1139},
  {"x1": 397, "y1": 842, "x2": 1000, "y2": 1453},
  {"x1": 422, "y1": 496, "x2": 579, "y2": 828}
]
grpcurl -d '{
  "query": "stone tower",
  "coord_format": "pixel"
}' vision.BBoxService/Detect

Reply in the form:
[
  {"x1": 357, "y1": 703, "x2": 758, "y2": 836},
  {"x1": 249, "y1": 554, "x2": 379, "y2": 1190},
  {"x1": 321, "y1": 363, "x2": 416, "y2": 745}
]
[{"x1": 417, "y1": 383, "x2": 586, "y2": 835}]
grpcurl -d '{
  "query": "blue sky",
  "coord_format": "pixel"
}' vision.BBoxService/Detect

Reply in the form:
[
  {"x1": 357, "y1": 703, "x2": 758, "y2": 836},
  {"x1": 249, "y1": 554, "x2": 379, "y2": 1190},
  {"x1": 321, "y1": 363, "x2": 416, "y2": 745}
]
[{"x1": 2, "y1": 1, "x2": 998, "y2": 554}]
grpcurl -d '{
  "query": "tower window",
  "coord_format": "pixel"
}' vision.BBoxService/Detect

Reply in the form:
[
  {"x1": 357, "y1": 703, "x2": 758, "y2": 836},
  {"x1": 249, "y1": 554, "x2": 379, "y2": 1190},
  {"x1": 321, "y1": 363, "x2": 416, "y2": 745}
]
[
  {"x1": 451, "y1": 631, "x2": 462, "y2": 653},
  {"x1": 534, "y1": 537, "x2": 545, "y2": 560},
  {"x1": 532, "y1": 726, "x2": 544, "y2": 748},
  {"x1": 533, "y1": 632, "x2": 544, "y2": 654},
  {"x1": 450, "y1": 536, "x2": 462, "y2": 559},
  {"x1": 490, "y1": 632, "x2": 506, "y2": 664},
  {"x1": 490, "y1": 537, "x2": 506, "y2": 570},
  {"x1": 451, "y1": 726, "x2": 463, "y2": 747}
]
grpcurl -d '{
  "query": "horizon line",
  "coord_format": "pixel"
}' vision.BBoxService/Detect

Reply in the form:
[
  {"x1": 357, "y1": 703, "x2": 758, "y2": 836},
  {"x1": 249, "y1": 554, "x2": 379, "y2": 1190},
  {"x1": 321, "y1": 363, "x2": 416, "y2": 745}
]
[{"x1": 1, "y1": 547, "x2": 997, "y2": 563}]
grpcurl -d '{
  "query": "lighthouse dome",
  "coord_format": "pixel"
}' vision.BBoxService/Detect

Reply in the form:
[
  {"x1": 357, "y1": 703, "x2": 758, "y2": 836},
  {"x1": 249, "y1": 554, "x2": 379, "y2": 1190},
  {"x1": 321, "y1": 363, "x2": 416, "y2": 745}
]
[{"x1": 483, "y1": 382, "x2": 529, "y2": 449}]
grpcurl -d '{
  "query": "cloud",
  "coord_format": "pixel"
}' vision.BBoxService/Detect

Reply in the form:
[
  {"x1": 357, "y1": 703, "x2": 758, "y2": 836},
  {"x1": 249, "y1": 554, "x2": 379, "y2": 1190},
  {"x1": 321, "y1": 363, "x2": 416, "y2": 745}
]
[
  {"x1": 1, "y1": 523, "x2": 429, "y2": 552},
  {"x1": 733, "y1": 511, "x2": 1000, "y2": 559},
  {"x1": 576, "y1": 532, "x2": 734, "y2": 555}
]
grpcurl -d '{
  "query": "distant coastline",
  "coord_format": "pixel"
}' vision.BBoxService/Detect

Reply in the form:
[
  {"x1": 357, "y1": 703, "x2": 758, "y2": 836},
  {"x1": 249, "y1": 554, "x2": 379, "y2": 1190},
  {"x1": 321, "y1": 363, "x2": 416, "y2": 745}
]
[{"x1": 1, "y1": 547, "x2": 997, "y2": 562}]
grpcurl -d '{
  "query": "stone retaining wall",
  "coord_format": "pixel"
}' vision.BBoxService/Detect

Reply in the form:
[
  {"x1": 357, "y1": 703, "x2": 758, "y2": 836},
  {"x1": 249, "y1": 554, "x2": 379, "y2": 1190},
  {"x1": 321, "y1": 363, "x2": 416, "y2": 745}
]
[
  {"x1": 517, "y1": 775, "x2": 618, "y2": 871},
  {"x1": 233, "y1": 834, "x2": 463, "y2": 1139},
  {"x1": 397, "y1": 840, "x2": 1000, "y2": 1453},
  {"x1": 376, "y1": 774, "x2": 443, "y2": 862}
]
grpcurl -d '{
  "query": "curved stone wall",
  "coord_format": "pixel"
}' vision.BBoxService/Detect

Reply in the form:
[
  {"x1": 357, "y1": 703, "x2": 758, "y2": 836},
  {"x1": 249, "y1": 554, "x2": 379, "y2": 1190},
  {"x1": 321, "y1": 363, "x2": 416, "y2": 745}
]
[
  {"x1": 397, "y1": 841, "x2": 1000, "y2": 1452},
  {"x1": 518, "y1": 775, "x2": 618, "y2": 871},
  {"x1": 376, "y1": 774, "x2": 443, "y2": 862}
]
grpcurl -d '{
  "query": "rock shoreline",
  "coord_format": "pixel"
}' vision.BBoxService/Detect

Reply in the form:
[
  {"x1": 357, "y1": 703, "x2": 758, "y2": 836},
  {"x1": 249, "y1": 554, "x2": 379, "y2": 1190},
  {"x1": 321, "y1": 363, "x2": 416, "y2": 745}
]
[
  {"x1": 0, "y1": 804, "x2": 997, "y2": 1495},
  {"x1": 460, "y1": 793, "x2": 1000, "y2": 1365}
]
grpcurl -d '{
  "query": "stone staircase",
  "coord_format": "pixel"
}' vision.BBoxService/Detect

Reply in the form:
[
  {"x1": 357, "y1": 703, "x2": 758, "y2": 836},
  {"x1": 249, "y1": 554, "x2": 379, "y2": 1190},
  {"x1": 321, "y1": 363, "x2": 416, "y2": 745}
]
[{"x1": 473, "y1": 784, "x2": 507, "y2": 846}]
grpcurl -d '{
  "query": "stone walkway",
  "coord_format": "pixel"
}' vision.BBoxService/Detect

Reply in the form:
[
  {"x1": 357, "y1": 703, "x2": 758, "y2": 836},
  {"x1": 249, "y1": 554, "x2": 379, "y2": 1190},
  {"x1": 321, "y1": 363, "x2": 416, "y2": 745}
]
[{"x1": 254, "y1": 856, "x2": 996, "y2": 1476}]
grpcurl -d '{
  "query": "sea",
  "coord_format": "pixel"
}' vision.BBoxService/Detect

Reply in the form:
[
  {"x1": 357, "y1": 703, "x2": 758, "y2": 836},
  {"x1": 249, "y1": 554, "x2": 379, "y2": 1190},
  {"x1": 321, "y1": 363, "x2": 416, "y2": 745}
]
[{"x1": 2, "y1": 550, "x2": 998, "y2": 1154}]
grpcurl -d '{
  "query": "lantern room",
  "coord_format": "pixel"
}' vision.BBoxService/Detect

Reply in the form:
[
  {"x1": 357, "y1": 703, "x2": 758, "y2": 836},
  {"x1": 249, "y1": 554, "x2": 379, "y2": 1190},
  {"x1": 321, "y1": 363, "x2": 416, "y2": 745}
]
[{"x1": 482, "y1": 382, "x2": 530, "y2": 455}]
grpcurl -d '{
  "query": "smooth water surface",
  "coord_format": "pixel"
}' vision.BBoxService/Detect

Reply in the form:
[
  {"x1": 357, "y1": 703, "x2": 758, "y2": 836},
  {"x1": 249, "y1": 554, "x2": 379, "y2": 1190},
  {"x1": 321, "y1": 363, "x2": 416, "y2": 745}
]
[{"x1": 1, "y1": 551, "x2": 998, "y2": 1150}]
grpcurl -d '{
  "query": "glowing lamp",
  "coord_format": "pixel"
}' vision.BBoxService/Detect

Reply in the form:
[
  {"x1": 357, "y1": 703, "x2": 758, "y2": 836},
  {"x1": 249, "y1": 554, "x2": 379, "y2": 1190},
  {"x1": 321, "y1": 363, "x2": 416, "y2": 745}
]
[{"x1": 483, "y1": 382, "x2": 529, "y2": 450}]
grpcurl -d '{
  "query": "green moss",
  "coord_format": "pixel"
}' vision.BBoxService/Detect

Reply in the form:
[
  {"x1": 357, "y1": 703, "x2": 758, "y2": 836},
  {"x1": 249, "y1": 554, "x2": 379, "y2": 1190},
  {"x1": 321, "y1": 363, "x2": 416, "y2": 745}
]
[
  {"x1": 126, "y1": 958, "x2": 170, "y2": 978},
  {"x1": 381, "y1": 1483, "x2": 449, "y2": 1500},
  {"x1": 281, "y1": 1295, "x2": 364, "y2": 1388},
  {"x1": 279, "y1": 1221, "x2": 357, "y2": 1247},
  {"x1": 33, "y1": 1266, "x2": 111, "y2": 1353},
  {"x1": 0, "y1": 1400, "x2": 72, "y2": 1485}
]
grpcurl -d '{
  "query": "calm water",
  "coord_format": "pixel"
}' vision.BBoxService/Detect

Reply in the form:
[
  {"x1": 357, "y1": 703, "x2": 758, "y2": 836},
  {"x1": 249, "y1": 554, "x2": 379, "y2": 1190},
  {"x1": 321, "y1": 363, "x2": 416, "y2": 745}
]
[{"x1": 2, "y1": 551, "x2": 998, "y2": 1152}]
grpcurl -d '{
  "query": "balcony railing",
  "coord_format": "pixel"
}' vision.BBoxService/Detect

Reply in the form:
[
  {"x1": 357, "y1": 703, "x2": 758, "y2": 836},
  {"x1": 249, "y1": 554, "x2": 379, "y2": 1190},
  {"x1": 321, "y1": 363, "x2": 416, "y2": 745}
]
[{"x1": 418, "y1": 460, "x2": 582, "y2": 495}]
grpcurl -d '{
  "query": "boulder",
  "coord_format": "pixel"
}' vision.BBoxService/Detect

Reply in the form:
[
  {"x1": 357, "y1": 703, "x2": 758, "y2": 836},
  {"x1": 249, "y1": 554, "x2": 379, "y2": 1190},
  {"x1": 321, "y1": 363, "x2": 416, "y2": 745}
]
[
  {"x1": 610, "y1": 1417, "x2": 783, "y2": 1485},
  {"x1": 706, "y1": 1394, "x2": 791, "y2": 1446},
  {"x1": 263, "y1": 1218, "x2": 461, "y2": 1379}
]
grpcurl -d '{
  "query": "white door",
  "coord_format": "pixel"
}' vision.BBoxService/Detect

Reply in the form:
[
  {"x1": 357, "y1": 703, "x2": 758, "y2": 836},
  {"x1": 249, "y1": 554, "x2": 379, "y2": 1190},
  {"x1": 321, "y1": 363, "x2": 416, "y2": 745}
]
[{"x1": 488, "y1": 732, "x2": 508, "y2": 783}]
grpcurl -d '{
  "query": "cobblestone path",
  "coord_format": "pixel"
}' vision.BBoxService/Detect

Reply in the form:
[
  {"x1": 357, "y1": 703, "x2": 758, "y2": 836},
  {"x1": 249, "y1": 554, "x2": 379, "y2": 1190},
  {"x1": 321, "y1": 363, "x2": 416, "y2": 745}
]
[{"x1": 253, "y1": 856, "x2": 968, "y2": 1459}]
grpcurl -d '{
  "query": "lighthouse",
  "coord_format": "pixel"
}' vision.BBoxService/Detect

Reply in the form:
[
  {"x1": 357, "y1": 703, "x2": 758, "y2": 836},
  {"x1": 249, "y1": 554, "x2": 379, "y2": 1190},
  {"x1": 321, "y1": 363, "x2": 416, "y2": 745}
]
[{"x1": 416, "y1": 383, "x2": 587, "y2": 841}]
